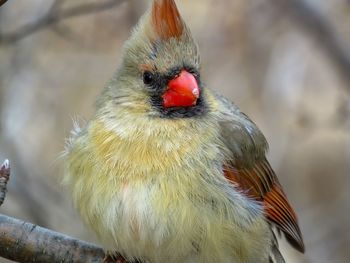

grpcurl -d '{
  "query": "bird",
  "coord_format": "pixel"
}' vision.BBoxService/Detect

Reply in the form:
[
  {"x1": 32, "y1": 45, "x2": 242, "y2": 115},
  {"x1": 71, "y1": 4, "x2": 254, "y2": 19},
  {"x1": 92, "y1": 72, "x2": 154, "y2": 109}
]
[{"x1": 63, "y1": 0, "x2": 305, "y2": 262}]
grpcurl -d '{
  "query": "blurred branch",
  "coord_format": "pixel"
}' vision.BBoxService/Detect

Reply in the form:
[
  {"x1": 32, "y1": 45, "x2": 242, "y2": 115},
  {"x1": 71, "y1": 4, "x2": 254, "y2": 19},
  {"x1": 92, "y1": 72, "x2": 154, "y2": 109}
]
[
  {"x1": 0, "y1": 159, "x2": 107, "y2": 263},
  {"x1": 0, "y1": 0, "x2": 126, "y2": 45},
  {"x1": 0, "y1": 214, "x2": 106, "y2": 263},
  {"x1": 0, "y1": 160, "x2": 10, "y2": 207},
  {"x1": 0, "y1": 0, "x2": 8, "y2": 7},
  {"x1": 276, "y1": 0, "x2": 350, "y2": 85}
]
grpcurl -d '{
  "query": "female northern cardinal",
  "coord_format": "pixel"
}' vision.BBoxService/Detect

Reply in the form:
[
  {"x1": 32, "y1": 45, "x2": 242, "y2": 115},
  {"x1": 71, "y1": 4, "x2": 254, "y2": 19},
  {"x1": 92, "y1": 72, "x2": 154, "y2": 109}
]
[{"x1": 64, "y1": 0, "x2": 304, "y2": 262}]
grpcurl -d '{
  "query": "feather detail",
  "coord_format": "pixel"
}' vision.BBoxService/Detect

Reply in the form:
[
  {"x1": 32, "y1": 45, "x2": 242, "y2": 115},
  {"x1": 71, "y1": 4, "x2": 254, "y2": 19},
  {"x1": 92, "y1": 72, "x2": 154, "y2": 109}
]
[
  {"x1": 151, "y1": 0, "x2": 184, "y2": 40},
  {"x1": 268, "y1": 230, "x2": 286, "y2": 263},
  {"x1": 224, "y1": 159, "x2": 305, "y2": 253},
  {"x1": 264, "y1": 185, "x2": 305, "y2": 253}
]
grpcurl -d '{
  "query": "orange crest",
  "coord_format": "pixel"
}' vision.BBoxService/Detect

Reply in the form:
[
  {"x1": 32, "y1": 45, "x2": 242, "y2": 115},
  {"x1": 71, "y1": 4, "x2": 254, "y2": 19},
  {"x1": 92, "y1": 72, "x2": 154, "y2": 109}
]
[{"x1": 151, "y1": 0, "x2": 184, "y2": 40}]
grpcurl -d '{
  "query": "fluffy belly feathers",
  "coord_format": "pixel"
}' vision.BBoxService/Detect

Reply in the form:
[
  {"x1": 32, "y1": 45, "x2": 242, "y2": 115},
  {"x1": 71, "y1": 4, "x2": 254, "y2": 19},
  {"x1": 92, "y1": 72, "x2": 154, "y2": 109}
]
[
  {"x1": 64, "y1": 120, "x2": 271, "y2": 263},
  {"x1": 74, "y1": 176, "x2": 270, "y2": 263}
]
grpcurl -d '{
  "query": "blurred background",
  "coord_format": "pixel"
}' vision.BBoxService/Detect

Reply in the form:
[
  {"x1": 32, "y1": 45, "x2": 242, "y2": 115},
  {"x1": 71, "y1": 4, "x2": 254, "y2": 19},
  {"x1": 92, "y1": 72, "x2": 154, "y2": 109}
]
[{"x1": 0, "y1": 0, "x2": 349, "y2": 262}]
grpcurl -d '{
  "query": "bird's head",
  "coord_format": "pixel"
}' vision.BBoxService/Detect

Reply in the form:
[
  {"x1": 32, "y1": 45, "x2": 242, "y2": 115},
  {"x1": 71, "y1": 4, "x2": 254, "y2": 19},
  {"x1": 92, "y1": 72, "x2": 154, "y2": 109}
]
[{"x1": 101, "y1": 0, "x2": 207, "y2": 119}]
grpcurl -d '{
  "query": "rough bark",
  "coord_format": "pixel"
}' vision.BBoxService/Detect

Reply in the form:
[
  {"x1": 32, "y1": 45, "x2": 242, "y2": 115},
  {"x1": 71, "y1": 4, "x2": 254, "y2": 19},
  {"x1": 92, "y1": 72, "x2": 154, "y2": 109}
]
[{"x1": 0, "y1": 214, "x2": 106, "y2": 263}]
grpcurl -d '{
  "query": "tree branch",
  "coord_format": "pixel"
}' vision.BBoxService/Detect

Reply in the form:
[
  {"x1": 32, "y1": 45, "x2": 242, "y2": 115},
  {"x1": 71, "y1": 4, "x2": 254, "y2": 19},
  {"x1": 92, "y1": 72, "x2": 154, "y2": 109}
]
[
  {"x1": 0, "y1": 0, "x2": 9, "y2": 7},
  {"x1": 275, "y1": 0, "x2": 350, "y2": 85},
  {"x1": 0, "y1": 159, "x2": 106, "y2": 263},
  {"x1": 0, "y1": 0, "x2": 126, "y2": 44},
  {"x1": 0, "y1": 214, "x2": 106, "y2": 263}
]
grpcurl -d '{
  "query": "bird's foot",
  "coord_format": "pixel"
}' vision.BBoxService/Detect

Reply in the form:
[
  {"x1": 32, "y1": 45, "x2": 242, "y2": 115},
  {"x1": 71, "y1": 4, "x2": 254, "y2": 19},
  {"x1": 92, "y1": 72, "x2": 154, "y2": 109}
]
[
  {"x1": 103, "y1": 253, "x2": 128, "y2": 263},
  {"x1": 103, "y1": 253, "x2": 142, "y2": 263}
]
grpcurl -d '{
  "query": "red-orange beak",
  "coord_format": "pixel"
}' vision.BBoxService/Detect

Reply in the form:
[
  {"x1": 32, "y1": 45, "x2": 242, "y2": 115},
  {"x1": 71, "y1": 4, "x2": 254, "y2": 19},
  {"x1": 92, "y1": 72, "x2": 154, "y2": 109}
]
[{"x1": 162, "y1": 70, "x2": 200, "y2": 108}]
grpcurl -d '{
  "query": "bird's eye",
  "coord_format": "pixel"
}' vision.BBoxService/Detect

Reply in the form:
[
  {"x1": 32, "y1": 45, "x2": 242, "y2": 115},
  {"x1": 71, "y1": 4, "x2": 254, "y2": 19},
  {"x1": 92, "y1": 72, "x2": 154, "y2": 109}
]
[
  {"x1": 187, "y1": 69, "x2": 199, "y2": 78},
  {"x1": 143, "y1": 71, "x2": 154, "y2": 85}
]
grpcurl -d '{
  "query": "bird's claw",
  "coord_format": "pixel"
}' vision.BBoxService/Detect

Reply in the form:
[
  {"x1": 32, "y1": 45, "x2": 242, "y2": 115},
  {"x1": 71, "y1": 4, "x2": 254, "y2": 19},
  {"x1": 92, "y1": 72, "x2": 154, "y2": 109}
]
[{"x1": 103, "y1": 253, "x2": 129, "y2": 263}]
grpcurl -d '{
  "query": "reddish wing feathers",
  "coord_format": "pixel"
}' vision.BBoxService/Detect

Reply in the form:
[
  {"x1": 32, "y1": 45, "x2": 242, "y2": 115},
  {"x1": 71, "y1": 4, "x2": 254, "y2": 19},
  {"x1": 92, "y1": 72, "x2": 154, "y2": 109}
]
[
  {"x1": 225, "y1": 160, "x2": 305, "y2": 253},
  {"x1": 152, "y1": 0, "x2": 184, "y2": 40},
  {"x1": 264, "y1": 184, "x2": 305, "y2": 252}
]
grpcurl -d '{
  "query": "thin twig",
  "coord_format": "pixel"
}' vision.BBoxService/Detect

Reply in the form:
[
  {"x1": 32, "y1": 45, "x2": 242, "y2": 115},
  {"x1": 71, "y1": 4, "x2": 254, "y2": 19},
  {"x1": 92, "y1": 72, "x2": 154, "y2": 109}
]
[
  {"x1": 0, "y1": 159, "x2": 10, "y2": 207},
  {"x1": 0, "y1": 0, "x2": 126, "y2": 44},
  {"x1": 0, "y1": 214, "x2": 106, "y2": 263}
]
